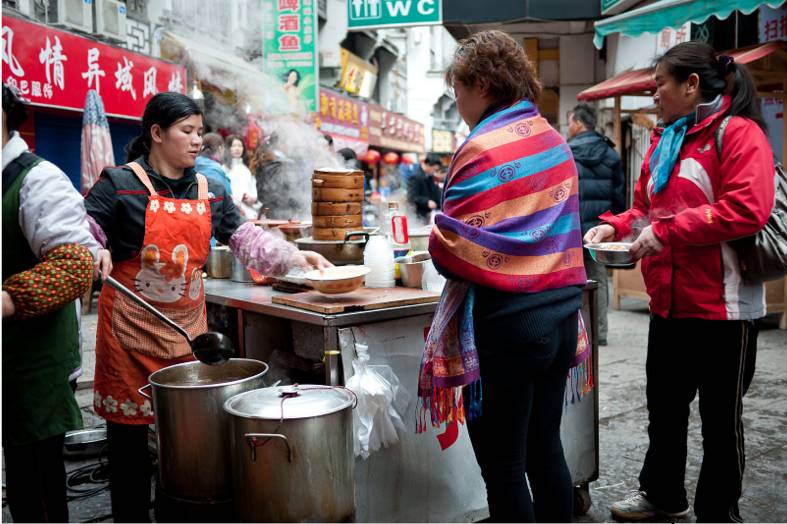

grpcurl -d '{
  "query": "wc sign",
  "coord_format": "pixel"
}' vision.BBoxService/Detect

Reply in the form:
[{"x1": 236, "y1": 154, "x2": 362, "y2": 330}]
[{"x1": 348, "y1": 0, "x2": 442, "y2": 30}]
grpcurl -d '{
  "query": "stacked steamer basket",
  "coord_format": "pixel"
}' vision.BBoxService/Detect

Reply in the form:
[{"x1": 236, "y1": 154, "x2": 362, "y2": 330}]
[{"x1": 311, "y1": 168, "x2": 364, "y2": 240}]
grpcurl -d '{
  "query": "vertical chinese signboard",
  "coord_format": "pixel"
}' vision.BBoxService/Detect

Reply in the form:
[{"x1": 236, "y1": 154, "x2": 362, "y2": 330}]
[
  {"x1": 316, "y1": 87, "x2": 369, "y2": 156},
  {"x1": 1, "y1": 16, "x2": 185, "y2": 119},
  {"x1": 262, "y1": 0, "x2": 319, "y2": 113}
]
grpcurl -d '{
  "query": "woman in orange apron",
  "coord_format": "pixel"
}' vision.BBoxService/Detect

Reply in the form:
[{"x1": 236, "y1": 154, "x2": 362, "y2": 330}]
[{"x1": 85, "y1": 92, "x2": 329, "y2": 522}]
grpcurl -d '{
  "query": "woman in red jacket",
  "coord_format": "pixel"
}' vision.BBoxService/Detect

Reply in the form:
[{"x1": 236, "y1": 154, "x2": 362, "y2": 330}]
[{"x1": 585, "y1": 42, "x2": 775, "y2": 522}]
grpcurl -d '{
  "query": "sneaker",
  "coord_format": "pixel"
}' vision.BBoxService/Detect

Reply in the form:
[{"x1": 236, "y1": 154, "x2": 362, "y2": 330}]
[{"x1": 610, "y1": 491, "x2": 690, "y2": 521}]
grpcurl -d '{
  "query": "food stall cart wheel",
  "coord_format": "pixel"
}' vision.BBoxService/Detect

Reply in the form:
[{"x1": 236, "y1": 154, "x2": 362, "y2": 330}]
[{"x1": 574, "y1": 483, "x2": 592, "y2": 516}]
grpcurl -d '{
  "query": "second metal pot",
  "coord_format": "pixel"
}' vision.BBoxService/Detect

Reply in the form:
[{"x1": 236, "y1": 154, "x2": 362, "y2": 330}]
[
  {"x1": 224, "y1": 385, "x2": 356, "y2": 522},
  {"x1": 141, "y1": 359, "x2": 269, "y2": 502},
  {"x1": 295, "y1": 231, "x2": 370, "y2": 265}
]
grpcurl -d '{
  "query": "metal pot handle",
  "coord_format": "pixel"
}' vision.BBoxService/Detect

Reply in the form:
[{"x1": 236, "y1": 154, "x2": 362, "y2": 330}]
[
  {"x1": 343, "y1": 231, "x2": 369, "y2": 245},
  {"x1": 245, "y1": 433, "x2": 293, "y2": 463},
  {"x1": 138, "y1": 384, "x2": 152, "y2": 399}
]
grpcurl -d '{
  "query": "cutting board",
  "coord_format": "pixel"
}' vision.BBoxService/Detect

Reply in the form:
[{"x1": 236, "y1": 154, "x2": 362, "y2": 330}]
[{"x1": 272, "y1": 286, "x2": 440, "y2": 314}]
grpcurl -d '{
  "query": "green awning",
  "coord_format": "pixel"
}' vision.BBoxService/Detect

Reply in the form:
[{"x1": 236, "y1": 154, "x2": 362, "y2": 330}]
[{"x1": 594, "y1": 0, "x2": 785, "y2": 49}]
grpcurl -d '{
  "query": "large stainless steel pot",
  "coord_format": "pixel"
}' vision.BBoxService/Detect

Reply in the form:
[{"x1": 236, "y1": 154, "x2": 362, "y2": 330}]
[
  {"x1": 295, "y1": 231, "x2": 369, "y2": 265},
  {"x1": 224, "y1": 384, "x2": 356, "y2": 522},
  {"x1": 141, "y1": 359, "x2": 269, "y2": 502}
]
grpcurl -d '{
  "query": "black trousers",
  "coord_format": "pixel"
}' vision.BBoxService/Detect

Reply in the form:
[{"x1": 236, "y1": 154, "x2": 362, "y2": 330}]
[
  {"x1": 638, "y1": 316, "x2": 758, "y2": 523},
  {"x1": 466, "y1": 313, "x2": 577, "y2": 523},
  {"x1": 3, "y1": 433, "x2": 68, "y2": 523},
  {"x1": 106, "y1": 421, "x2": 153, "y2": 523}
]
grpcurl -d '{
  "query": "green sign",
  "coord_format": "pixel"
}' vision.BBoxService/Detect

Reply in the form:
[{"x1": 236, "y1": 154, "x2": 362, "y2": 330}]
[
  {"x1": 262, "y1": 0, "x2": 319, "y2": 113},
  {"x1": 348, "y1": 0, "x2": 442, "y2": 30}
]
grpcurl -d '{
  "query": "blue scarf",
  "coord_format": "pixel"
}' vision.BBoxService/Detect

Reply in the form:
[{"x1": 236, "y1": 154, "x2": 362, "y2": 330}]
[{"x1": 649, "y1": 113, "x2": 694, "y2": 194}]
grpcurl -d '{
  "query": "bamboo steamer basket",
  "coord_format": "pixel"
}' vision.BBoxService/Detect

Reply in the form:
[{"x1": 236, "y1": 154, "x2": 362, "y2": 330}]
[
  {"x1": 312, "y1": 174, "x2": 364, "y2": 189},
  {"x1": 313, "y1": 168, "x2": 362, "y2": 177},
  {"x1": 312, "y1": 227, "x2": 362, "y2": 241},
  {"x1": 312, "y1": 202, "x2": 362, "y2": 215},
  {"x1": 313, "y1": 215, "x2": 363, "y2": 228},
  {"x1": 312, "y1": 187, "x2": 364, "y2": 202}
]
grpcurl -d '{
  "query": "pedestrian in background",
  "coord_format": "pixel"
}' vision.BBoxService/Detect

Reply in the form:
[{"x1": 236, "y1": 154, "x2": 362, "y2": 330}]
[
  {"x1": 585, "y1": 41, "x2": 775, "y2": 522},
  {"x1": 568, "y1": 103, "x2": 625, "y2": 346},
  {"x1": 224, "y1": 134, "x2": 261, "y2": 219},
  {"x1": 407, "y1": 152, "x2": 443, "y2": 221},
  {"x1": 2, "y1": 83, "x2": 109, "y2": 523},
  {"x1": 195, "y1": 132, "x2": 232, "y2": 197},
  {"x1": 419, "y1": 30, "x2": 589, "y2": 522}
]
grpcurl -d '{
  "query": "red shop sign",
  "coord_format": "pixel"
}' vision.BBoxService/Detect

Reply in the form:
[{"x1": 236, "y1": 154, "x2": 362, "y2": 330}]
[
  {"x1": 2, "y1": 16, "x2": 186, "y2": 120},
  {"x1": 368, "y1": 103, "x2": 425, "y2": 153}
]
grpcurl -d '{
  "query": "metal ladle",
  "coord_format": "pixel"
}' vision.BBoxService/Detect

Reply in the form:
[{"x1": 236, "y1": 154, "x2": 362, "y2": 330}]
[{"x1": 102, "y1": 274, "x2": 234, "y2": 365}]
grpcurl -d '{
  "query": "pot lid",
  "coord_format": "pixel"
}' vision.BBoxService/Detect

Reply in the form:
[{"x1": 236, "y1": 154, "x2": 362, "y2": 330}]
[{"x1": 224, "y1": 384, "x2": 355, "y2": 420}]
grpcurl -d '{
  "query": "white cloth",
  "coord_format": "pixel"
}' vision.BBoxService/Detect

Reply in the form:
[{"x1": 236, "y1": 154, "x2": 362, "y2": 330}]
[{"x1": 226, "y1": 158, "x2": 260, "y2": 218}]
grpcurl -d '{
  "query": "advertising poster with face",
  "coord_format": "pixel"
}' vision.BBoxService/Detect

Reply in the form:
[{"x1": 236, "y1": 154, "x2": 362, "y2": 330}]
[{"x1": 261, "y1": 0, "x2": 319, "y2": 113}]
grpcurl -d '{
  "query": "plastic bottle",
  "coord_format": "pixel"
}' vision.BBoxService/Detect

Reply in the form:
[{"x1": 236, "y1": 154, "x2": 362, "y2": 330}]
[
  {"x1": 364, "y1": 235, "x2": 395, "y2": 288},
  {"x1": 386, "y1": 202, "x2": 411, "y2": 279}
]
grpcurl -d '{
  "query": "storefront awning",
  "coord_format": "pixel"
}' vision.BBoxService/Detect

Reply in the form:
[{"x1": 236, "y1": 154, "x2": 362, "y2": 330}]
[
  {"x1": 444, "y1": 0, "x2": 601, "y2": 40},
  {"x1": 578, "y1": 41, "x2": 787, "y2": 101},
  {"x1": 593, "y1": 0, "x2": 785, "y2": 49}
]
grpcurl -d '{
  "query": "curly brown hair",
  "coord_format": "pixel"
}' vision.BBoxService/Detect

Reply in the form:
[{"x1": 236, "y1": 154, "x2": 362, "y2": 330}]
[{"x1": 445, "y1": 30, "x2": 541, "y2": 105}]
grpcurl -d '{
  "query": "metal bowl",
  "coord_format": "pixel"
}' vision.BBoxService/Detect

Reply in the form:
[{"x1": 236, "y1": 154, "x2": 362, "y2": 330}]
[
  {"x1": 64, "y1": 428, "x2": 107, "y2": 458},
  {"x1": 408, "y1": 226, "x2": 432, "y2": 252},
  {"x1": 395, "y1": 251, "x2": 431, "y2": 288},
  {"x1": 585, "y1": 242, "x2": 635, "y2": 268}
]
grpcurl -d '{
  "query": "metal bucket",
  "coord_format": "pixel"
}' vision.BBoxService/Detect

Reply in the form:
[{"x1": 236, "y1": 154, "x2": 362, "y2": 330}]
[
  {"x1": 142, "y1": 359, "x2": 269, "y2": 502},
  {"x1": 224, "y1": 385, "x2": 356, "y2": 522},
  {"x1": 206, "y1": 246, "x2": 232, "y2": 279},
  {"x1": 231, "y1": 256, "x2": 254, "y2": 283}
]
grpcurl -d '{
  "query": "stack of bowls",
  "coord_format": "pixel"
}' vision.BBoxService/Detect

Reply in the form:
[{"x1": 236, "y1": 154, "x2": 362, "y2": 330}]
[{"x1": 363, "y1": 235, "x2": 395, "y2": 288}]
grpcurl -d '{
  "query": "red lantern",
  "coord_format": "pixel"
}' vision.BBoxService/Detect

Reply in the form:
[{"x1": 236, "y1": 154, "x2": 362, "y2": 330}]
[
  {"x1": 400, "y1": 153, "x2": 415, "y2": 165},
  {"x1": 382, "y1": 152, "x2": 399, "y2": 165},
  {"x1": 363, "y1": 149, "x2": 381, "y2": 165}
]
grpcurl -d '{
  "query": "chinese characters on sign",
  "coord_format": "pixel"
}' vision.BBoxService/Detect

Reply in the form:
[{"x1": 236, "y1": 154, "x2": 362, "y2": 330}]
[
  {"x1": 262, "y1": 0, "x2": 319, "y2": 112},
  {"x1": 2, "y1": 16, "x2": 185, "y2": 119},
  {"x1": 315, "y1": 87, "x2": 369, "y2": 155},
  {"x1": 368, "y1": 103, "x2": 425, "y2": 153},
  {"x1": 656, "y1": 22, "x2": 691, "y2": 56},
  {"x1": 759, "y1": 4, "x2": 787, "y2": 43}
]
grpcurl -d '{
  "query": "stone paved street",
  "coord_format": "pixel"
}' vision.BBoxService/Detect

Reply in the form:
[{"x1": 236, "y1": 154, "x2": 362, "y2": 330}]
[{"x1": 3, "y1": 298, "x2": 786, "y2": 522}]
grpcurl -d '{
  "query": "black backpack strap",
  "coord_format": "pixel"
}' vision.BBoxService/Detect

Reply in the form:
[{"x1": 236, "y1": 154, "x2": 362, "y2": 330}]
[
  {"x1": 714, "y1": 115, "x2": 733, "y2": 160},
  {"x1": 2, "y1": 152, "x2": 43, "y2": 194}
]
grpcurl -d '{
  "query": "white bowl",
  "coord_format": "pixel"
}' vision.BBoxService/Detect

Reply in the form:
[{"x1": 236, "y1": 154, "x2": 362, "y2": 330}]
[{"x1": 304, "y1": 265, "x2": 371, "y2": 294}]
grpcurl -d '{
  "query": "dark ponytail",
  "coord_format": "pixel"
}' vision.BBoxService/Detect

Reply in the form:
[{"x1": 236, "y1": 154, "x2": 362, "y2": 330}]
[
  {"x1": 655, "y1": 41, "x2": 766, "y2": 132},
  {"x1": 125, "y1": 91, "x2": 203, "y2": 162}
]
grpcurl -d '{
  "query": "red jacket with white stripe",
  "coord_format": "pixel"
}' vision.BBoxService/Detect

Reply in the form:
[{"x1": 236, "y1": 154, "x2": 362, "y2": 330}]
[{"x1": 601, "y1": 95, "x2": 775, "y2": 320}]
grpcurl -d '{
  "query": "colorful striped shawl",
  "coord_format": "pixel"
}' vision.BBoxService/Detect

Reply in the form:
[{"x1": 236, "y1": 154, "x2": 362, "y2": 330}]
[{"x1": 417, "y1": 100, "x2": 588, "y2": 433}]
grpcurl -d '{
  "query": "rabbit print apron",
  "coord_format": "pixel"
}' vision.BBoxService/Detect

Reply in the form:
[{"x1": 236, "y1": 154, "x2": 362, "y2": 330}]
[{"x1": 93, "y1": 162, "x2": 212, "y2": 424}]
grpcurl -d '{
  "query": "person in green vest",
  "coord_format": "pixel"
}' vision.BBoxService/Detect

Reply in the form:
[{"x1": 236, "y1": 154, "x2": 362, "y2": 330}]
[{"x1": 2, "y1": 83, "x2": 110, "y2": 522}]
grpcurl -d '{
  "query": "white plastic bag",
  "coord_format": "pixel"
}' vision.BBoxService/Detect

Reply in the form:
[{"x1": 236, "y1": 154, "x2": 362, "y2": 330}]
[{"x1": 345, "y1": 343, "x2": 406, "y2": 459}]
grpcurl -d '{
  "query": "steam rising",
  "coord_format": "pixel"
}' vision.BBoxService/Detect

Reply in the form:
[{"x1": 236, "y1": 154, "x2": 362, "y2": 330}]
[{"x1": 168, "y1": 4, "x2": 341, "y2": 221}]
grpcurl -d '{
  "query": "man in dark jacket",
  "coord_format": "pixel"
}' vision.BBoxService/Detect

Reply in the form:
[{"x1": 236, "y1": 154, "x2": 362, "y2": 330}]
[
  {"x1": 407, "y1": 153, "x2": 443, "y2": 221},
  {"x1": 568, "y1": 103, "x2": 625, "y2": 345}
]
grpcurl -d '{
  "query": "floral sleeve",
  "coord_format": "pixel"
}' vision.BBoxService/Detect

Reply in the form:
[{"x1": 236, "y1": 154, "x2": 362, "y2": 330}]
[{"x1": 2, "y1": 243, "x2": 94, "y2": 320}]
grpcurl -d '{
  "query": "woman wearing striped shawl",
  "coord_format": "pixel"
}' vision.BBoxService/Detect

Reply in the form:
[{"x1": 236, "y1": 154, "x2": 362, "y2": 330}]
[{"x1": 418, "y1": 31, "x2": 588, "y2": 522}]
